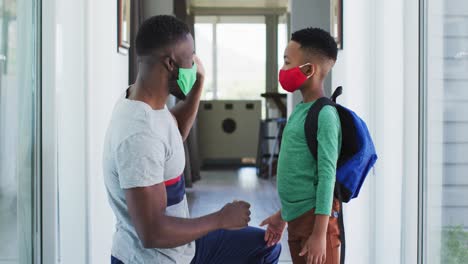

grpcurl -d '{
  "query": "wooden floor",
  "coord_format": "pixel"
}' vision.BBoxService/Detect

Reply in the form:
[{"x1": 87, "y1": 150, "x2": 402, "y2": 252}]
[{"x1": 187, "y1": 168, "x2": 293, "y2": 263}]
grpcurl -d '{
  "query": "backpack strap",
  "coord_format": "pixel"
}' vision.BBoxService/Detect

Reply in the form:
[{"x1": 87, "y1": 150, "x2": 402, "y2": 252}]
[
  {"x1": 338, "y1": 205, "x2": 346, "y2": 264},
  {"x1": 304, "y1": 97, "x2": 335, "y2": 159},
  {"x1": 304, "y1": 86, "x2": 343, "y2": 156},
  {"x1": 331, "y1": 86, "x2": 343, "y2": 103}
]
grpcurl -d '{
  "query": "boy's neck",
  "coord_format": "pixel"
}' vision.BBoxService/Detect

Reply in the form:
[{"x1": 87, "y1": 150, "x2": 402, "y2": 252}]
[{"x1": 301, "y1": 82, "x2": 325, "y2": 103}]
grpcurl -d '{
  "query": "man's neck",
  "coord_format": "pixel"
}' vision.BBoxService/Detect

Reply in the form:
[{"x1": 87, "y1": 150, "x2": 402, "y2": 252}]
[
  {"x1": 301, "y1": 82, "x2": 325, "y2": 103},
  {"x1": 129, "y1": 74, "x2": 169, "y2": 110}
]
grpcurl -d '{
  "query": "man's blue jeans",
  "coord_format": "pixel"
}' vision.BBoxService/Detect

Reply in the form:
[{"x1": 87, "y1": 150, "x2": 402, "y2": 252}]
[{"x1": 111, "y1": 226, "x2": 281, "y2": 264}]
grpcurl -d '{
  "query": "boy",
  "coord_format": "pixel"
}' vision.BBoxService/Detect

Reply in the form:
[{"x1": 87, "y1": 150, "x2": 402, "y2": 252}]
[{"x1": 260, "y1": 28, "x2": 342, "y2": 264}]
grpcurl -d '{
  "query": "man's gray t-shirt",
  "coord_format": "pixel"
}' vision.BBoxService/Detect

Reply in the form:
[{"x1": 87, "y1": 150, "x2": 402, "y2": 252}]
[{"x1": 103, "y1": 96, "x2": 195, "y2": 263}]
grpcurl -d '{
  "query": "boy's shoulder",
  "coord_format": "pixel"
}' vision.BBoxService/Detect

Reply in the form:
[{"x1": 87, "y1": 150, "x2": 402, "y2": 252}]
[{"x1": 318, "y1": 105, "x2": 340, "y2": 124}]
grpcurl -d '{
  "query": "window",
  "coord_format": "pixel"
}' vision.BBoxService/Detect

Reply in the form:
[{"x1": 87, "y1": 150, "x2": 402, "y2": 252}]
[
  {"x1": 195, "y1": 15, "x2": 289, "y2": 119},
  {"x1": 216, "y1": 22, "x2": 266, "y2": 99},
  {"x1": 0, "y1": 0, "x2": 40, "y2": 262},
  {"x1": 194, "y1": 23, "x2": 215, "y2": 98},
  {"x1": 421, "y1": 0, "x2": 468, "y2": 263},
  {"x1": 195, "y1": 16, "x2": 266, "y2": 101}
]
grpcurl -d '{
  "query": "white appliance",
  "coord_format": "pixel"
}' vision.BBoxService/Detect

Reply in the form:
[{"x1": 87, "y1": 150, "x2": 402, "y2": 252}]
[{"x1": 197, "y1": 100, "x2": 261, "y2": 165}]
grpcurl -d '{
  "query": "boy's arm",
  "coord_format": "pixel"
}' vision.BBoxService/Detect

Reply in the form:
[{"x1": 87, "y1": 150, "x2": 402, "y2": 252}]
[
  {"x1": 260, "y1": 210, "x2": 286, "y2": 247},
  {"x1": 300, "y1": 106, "x2": 341, "y2": 262},
  {"x1": 314, "y1": 106, "x2": 341, "y2": 216},
  {"x1": 299, "y1": 215, "x2": 328, "y2": 262}
]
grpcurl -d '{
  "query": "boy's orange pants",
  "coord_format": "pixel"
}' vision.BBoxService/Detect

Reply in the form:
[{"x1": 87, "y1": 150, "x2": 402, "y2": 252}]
[{"x1": 287, "y1": 199, "x2": 341, "y2": 264}]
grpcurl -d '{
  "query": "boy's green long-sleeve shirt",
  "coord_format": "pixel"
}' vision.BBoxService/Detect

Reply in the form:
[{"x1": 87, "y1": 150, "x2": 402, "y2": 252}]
[{"x1": 277, "y1": 101, "x2": 342, "y2": 222}]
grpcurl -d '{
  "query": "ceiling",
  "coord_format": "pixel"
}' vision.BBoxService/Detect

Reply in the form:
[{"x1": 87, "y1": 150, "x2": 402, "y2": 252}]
[{"x1": 189, "y1": 0, "x2": 289, "y2": 9}]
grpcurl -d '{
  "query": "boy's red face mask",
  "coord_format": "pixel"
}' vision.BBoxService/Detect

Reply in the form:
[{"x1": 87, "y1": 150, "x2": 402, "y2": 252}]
[{"x1": 278, "y1": 63, "x2": 313, "y2": 93}]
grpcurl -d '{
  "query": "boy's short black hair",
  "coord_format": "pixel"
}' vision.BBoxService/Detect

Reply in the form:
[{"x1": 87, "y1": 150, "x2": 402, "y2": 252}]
[
  {"x1": 291, "y1": 28, "x2": 338, "y2": 61},
  {"x1": 136, "y1": 15, "x2": 190, "y2": 56}
]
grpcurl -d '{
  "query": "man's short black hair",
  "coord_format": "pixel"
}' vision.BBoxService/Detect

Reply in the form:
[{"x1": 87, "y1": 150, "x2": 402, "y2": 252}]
[
  {"x1": 291, "y1": 28, "x2": 338, "y2": 61},
  {"x1": 136, "y1": 15, "x2": 190, "y2": 57}
]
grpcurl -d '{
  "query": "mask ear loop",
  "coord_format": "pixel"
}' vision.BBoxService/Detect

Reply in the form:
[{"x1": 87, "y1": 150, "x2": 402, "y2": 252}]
[{"x1": 299, "y1": 63, "x2": 314, "y2": 79}]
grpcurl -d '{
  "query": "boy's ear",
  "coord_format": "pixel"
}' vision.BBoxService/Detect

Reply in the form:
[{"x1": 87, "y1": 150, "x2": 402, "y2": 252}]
[{"x1": 300, "y1": 63, "x2": 315, "y2": 77}]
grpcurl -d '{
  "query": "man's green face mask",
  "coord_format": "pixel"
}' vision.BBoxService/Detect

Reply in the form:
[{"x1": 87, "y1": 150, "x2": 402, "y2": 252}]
[{"x1": 177, "y1": 63, "x2": 197, "y2": 96}]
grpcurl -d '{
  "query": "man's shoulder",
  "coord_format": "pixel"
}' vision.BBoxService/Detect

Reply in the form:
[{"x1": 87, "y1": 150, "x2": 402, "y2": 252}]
[{"x1": 106, "y1": 100, "x2": 157, "y2": 148}]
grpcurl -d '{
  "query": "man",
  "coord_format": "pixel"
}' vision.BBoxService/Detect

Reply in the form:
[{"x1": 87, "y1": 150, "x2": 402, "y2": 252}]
[{"x1": 103, "y1": 15, "x2": 281, "y2": 264}]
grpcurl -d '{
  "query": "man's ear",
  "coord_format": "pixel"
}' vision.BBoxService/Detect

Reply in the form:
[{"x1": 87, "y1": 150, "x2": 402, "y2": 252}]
[{"x1": 163, "y1": 56, "x2": 175, "y2": 72}]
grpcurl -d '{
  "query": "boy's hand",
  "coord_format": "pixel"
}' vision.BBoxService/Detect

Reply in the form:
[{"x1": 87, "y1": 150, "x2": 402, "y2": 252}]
[
  {"x1": 260, "y1": 211, "x2": 286, "y2": 247},
  {"x1": 299, "y1": 233, "x2": 327, "y2": 264}
]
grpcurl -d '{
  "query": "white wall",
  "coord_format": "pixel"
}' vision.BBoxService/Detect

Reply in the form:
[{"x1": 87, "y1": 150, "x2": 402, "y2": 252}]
[
  {"x1": 42, "y1": 0, "x2": 129, "y2": 263},
  {"x1": 86, "y1": 0, "x2": 129, "y2": 263},
  {"x1": 331, "y1": 0, "x2": 418, "y2": 263},
  {"x1": 53, "y1": 0, "x2": 88, "y2": 263},
  {"x1": 401, "y1": 0, "x2": 419, "y2": 262},
  {"x1": 330, "y1": 0, "x2": 375, "y2": 262}
]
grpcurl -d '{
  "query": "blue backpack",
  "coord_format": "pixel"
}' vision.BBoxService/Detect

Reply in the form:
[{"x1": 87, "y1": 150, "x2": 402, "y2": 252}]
[
  {"x1": 305, "y1": 86, "x2": 377, "y2": 203},
  {"x1": 304, "y1": 86, "x2": 378, "y2": 264}
]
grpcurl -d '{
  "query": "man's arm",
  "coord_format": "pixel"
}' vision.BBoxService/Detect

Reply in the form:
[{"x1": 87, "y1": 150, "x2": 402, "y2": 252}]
[
  {"x1": 125, "y1": 183, "x2": 250, "y2": 249},
  {"x1": 170, "y1": 56, "x2": 205, "y2": 141}
]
